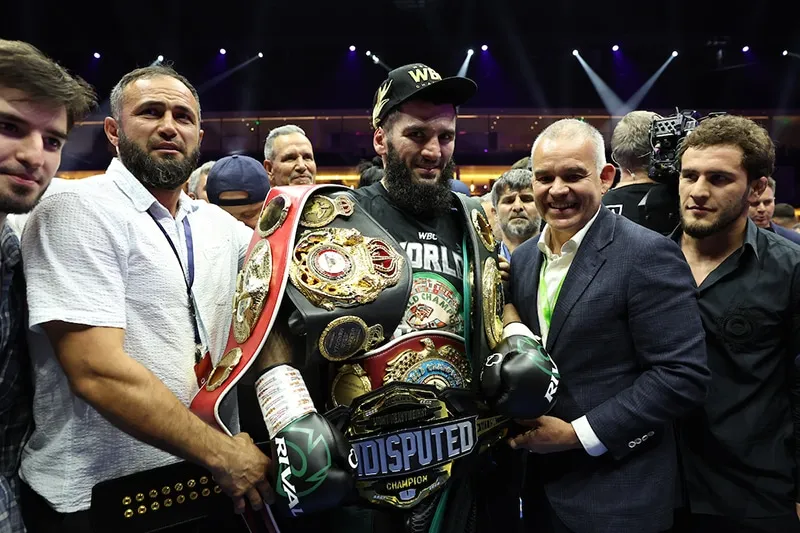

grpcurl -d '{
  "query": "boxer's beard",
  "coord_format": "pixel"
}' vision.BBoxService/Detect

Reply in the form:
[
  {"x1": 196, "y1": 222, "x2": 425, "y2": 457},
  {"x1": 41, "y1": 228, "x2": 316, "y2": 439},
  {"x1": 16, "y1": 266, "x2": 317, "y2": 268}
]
[
  {"x1": 382, "y1": 143, "x2": 454, "y2": 218},
  {"x1": 118, "y1": 131, "x2": 200, "y2": 190}
]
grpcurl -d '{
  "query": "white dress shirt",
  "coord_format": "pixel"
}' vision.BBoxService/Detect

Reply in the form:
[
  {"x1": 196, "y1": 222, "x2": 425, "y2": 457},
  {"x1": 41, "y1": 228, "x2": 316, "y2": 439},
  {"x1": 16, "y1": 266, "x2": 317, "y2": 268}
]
[
  {"x1": 536, "y1": 207, "x2": 608, "y2": 456},
  {"x1": 20, "y1": 158, "x2": 253, "y2": 511}
]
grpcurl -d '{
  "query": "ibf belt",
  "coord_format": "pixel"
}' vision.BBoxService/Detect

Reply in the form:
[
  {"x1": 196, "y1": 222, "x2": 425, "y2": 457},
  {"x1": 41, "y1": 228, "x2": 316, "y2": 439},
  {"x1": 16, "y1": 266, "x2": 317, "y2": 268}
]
[{"x1": 331, "y1": 381, "x2": 509, "y2": 510}]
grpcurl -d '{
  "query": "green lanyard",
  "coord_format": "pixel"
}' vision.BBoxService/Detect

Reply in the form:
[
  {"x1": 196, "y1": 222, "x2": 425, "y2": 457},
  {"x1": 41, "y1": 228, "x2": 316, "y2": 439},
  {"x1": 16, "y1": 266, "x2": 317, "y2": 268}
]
[{"x1": 538, "y1": 257, "x2": 566, "y2": 330}]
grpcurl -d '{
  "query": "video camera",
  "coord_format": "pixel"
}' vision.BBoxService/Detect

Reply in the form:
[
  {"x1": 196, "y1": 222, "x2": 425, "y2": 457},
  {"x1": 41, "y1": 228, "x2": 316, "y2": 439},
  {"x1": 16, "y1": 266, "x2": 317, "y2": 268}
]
[
  {"x1": 648, "y1": 109, "x2": 700, "y2": 183},
  {"x1": 639, "y1": 109, "x2": 722, "y2": 234}
]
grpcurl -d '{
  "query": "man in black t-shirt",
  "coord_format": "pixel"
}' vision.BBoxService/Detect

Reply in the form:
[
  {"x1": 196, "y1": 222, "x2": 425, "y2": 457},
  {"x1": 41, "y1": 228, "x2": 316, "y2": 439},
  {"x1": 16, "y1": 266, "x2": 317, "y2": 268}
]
[{"x1": 602, "y1": 110, "x2": 661, "y2": 225}]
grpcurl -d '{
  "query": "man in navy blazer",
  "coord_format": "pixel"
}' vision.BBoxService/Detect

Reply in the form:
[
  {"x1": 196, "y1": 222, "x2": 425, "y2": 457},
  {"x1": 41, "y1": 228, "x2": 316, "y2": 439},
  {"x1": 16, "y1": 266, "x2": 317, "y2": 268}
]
[{"x1": 506, "y1": 119, "x2": 710, "y2": 533}]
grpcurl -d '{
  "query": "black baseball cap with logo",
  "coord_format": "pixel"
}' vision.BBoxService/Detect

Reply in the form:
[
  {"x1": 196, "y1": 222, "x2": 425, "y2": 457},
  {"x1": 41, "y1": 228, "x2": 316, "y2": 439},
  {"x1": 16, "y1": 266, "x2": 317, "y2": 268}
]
[{"x1": 371, "y1": 63, "x2": 477, "y2": 128}]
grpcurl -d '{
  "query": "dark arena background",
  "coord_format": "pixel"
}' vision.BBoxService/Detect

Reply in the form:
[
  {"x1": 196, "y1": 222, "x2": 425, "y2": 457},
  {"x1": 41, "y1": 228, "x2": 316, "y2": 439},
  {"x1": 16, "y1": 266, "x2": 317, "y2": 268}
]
[{"x1": 5, "y1": 0, "x2": 800, "y2": 200}]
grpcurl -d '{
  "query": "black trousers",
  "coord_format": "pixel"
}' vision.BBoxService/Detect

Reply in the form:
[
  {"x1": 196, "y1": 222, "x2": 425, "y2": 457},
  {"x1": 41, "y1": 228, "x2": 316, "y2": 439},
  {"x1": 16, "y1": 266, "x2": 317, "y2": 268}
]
[
  {"x1": 671, "y1": 509, "x2": 800, "y2": 533},
  {"x1": 20, "y1": 482, "x2": 247, "y2": 533}
]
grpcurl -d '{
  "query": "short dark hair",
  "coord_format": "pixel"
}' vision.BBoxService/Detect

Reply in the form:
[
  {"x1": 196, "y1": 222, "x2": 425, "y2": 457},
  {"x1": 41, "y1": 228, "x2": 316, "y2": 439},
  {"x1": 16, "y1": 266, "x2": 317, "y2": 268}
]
[
  {"x1": 110, "y1": 64, "x2": 200, "y2": 121},
  {"x1": 678, "y1": 115, "x2": 775, "y2": 182},
  {"x1": 0, "y1": 39, "x2": 96, "y2": 130},
  {"x1": 774, "y1": 203, "x2": 796, "y2": 219},
  {"x1": 357, "y1": 156, "x2": 384, "y2": 187}
]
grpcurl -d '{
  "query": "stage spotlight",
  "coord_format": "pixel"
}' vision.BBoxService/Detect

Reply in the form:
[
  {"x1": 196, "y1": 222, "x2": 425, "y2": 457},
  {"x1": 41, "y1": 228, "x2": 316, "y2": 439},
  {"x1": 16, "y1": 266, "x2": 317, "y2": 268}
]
[
  {"x1": 219, "y1": 48, "x2": 226, "y2": 55},
  {"x1": 572, "y1": 49, "x2": 579, "y2": 56},
  {"x1": 612, "y1": 45, "x2": 619, "y2": 52},
  {"x1": 481, "y1": 44, "x2": 488, "y2": 51},
  {"x1": 366, "y1": 50, "x2": 372, "y2": 57},
  {"x1": 157, "y1": 55, "x2": 164, "y2": 62},
  {"x1": 349, "y1": 45, "x2": 356, "y2": 52},
  {"x1": 372, "y1": 55, "x2": 380, "y2": 64},
  {"x1": 783, "y1": 50, "x2": 789, "y2": 56},
  {"x1": 742, "y1": 45, "x2": 750, "y2": 52},
  {"x1": 258, "y1": 52, "x2": 263, "y2": 58},
  {"x1": 672, "y1": 50, "x2": 679, "y2": 57},
  {"x1": 93, "y1": 52, "x2": 101, "y2": 59},
  {"x1": 467, "y1": 49, "x2": 474, "y2": 56}
]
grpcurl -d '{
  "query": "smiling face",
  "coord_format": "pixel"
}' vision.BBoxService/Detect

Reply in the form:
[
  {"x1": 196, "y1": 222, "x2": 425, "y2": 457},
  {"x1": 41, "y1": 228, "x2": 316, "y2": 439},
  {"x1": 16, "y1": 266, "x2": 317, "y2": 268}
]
[
  {"x1": 679, "y1": 145, "x2": 765, "y2": 239},
  {"x1": 104, "y1": 75, "x2": 203, "y2": 190},
  {"x1": 0, "y1": 86, "x2": 67, "y2": 215},
  {"x1": 532, "y1": 135, "x2": 614, "y2": 248},
  {"x1": 265, "y1": 133, "x2": 316, "y2": 186},
  {"x1": 373, "y1": 100, "x2": 458, "y2": 217}
]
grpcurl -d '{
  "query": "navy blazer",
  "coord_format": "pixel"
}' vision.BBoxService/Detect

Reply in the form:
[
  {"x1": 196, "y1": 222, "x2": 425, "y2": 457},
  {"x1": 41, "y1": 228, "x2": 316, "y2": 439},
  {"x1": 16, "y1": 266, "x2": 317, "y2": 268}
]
[
  {"x1": 510, "y1": 207, "x2": 710, "y2": 533},
  {"x1": 771, "y1": 221, "x2": 800, "y2": 245}
]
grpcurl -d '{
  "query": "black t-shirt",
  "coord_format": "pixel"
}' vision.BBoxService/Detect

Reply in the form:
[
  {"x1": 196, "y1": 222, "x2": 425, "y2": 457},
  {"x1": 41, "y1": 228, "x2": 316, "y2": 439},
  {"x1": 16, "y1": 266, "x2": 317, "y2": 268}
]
[
  {"x1": 351, "y1": 183, "x2": 465, "y2": 339},
  {"x1": 602, "y1": 182, "x2": 659, "y2": 225}
]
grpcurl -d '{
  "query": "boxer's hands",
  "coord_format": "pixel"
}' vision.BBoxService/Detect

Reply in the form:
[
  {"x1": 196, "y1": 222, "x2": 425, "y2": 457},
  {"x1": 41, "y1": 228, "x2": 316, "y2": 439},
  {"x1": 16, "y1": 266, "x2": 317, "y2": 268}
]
[{"x1": 209, "y1": 432, "x2": 274, "y2": 514}]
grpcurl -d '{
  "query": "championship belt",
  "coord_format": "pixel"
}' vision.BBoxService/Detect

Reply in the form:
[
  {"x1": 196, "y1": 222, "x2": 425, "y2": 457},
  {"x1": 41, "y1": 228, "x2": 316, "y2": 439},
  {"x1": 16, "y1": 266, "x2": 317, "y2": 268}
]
[
  {"x1": 284, "y1": 190, "x2": 412, "y2": 367},
  {"x1": 328, "y1": 332, "x2": 510, "y2": 510},
  {"x1": 452, "y1": 193, "x2": 505, "y2": 384}
]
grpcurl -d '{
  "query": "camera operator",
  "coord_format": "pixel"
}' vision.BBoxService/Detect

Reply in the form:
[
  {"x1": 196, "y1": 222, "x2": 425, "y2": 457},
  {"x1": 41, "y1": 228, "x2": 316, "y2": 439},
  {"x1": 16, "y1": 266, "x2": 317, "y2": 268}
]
[{"x1": 603, "y1": 111, "x2": 662, "y2": 225}]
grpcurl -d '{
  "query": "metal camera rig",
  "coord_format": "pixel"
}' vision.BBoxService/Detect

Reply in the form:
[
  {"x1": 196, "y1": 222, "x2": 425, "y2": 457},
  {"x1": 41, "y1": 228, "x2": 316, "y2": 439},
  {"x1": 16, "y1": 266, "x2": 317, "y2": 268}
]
[{"x1": 638, "y1": 109, "x2": 723, "y2": 234}]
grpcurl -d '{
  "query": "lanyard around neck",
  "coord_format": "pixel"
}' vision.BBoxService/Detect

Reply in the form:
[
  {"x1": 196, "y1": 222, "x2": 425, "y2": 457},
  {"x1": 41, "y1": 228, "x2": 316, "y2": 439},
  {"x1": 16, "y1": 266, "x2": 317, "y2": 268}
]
[
  {"x1": 147, "y1": 211, "x2": 203, "y2": 355},
  {"x1": 538, "y1": 257, "x2": 566, "y2": 330}
]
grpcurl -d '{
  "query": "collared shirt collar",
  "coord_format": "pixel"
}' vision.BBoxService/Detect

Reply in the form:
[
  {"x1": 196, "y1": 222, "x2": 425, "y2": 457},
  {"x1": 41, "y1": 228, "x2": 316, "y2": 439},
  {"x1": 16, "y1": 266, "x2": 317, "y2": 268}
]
[
  {"x1": 0, "y1": 221, "x2": 20, "y2": 269},
  {"x1": 669, "y1": 217, "x2": 760, "y2": 261},
  {"x1": 108, "y1": 157, "x2": 198, "y2": 220},
  {"x1": 537, "y1": 205, "x2": 603, "y2": 258}
]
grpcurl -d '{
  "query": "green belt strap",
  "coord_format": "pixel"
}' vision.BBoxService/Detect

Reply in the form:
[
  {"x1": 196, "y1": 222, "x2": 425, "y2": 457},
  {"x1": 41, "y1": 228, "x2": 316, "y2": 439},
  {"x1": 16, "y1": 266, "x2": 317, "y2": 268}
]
[
  {"x1": 428, "y1": 485, "x2": 452, "y2": 533},
  {"x1": 461, "y1": 235, "x2": 471, "y2": 365}
]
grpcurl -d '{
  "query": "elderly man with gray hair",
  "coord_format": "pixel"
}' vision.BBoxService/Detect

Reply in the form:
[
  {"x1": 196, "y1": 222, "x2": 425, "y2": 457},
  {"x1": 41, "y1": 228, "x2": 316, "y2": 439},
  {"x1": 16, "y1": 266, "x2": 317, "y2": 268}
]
[
  {"x1": 602, "y1": 110, "x2": 662, "y2": 225},
  {"x1": 262, "y1": 124, "x2": 316, "y2": 186},
  {"x1": 186, "y1": 160, "x2": 215, "y2": 201},
  {"x1": 491, "y1": 168, "x2": 541, "y2": 259}
]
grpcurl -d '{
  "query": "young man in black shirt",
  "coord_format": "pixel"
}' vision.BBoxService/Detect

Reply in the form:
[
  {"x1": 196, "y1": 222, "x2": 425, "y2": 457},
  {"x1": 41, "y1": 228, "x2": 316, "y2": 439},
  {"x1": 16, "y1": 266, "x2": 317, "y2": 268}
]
[{"x1": 673, "y1": 114, "x2": 800, "y2": 533}]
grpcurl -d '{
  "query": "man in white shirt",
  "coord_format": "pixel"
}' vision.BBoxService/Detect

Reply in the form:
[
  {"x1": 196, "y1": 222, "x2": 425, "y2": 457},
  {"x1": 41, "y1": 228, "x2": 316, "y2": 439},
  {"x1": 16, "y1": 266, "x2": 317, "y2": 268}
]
[
  {"x1": 20, "y1": 64, "x2": 268, "y2": 532},
  {"x1": 505, "y1": 119, "x2": 709, "y2": 533}
]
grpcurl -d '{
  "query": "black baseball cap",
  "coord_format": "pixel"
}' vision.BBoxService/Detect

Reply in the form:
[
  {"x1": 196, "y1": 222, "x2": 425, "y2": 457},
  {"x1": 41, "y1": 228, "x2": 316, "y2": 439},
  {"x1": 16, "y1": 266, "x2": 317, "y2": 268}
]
[
  {"x1": 371, "y1": 63, "x2": 477, "y2": 128},
  {"x1": 206, "y1": 155, "x2": 270, "y2": 206}
]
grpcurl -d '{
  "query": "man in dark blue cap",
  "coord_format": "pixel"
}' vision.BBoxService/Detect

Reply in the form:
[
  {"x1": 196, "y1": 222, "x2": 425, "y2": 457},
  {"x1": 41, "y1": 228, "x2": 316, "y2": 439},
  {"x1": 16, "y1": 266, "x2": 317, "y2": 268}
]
[{"x1": 206, "y1": 154, "x2": 270, "y2": 229}]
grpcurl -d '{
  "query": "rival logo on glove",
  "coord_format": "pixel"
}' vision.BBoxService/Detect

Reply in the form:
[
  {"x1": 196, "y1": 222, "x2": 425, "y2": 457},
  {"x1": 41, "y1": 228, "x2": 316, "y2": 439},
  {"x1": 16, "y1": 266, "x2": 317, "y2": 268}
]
[
  {"x1": 275, "y1": 437, "x2": 304, "y2": 516},
  {"x1": 274, "y1": 426, "x2": 334, "y2": 517}
]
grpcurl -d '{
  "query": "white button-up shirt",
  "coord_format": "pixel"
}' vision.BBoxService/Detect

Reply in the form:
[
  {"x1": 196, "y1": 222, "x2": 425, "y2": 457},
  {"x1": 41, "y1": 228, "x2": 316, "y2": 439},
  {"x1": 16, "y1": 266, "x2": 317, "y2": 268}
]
[
  {"x1": 536, "y1": 206, "x2": 607, "y2": 456},
  {"x1": 20, "y1": 158, "x2": 252, "y2": 511}
]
